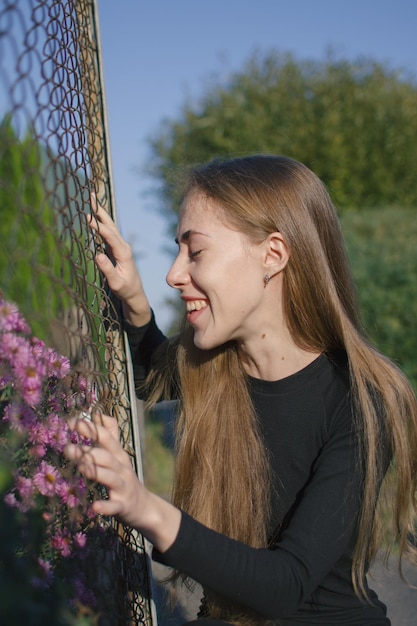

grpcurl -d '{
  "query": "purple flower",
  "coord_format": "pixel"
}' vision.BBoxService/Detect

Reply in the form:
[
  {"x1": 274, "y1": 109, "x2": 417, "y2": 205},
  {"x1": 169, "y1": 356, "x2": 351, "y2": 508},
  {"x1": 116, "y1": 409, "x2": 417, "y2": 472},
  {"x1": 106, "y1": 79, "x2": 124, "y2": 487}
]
[
  {"x1": 30, "y1": 337, "x2": 47, "y2": 359},
  {"x1": 45, "y1": 413, "x2": 69, "y2": 452},
  {"x1": 16, "y1": 474, "x2": 36, "y2": 501},
  {"x1": 0, "y1": 299, "x2": 30, "y2": 334},
  {"x1": 33, "y1": 461, "x2": 62, "y2": 497},
  {"x1": 2, "y1": 401, "x2": 37, "y2": 433},
  {"x1": 0, "y1": 332, "x2": 32, "y2": 366},
  {"x1": 14, "y1": 360, "x2": 44, "y2": 406},
  {"x1": 74, "y1": 531, "x2": 87, "y2": 549},
  {"x1": 50, "y1": 528, "x2": 72, "y2": 557},
  {"x1": 0, "y1": 297, "x2": 101, "y2": 596},
  {"x1": 29, "y1": 444, "x2": 47, "y2": 458},
  {"x1": 44, "y1": 347, "x2": 71, "y2": 379},
  {"x1": 20, "y1": 377, "x2": 43, "y2": 406},
  {"x1": 57, "y1": 475, "x2": 87, "y2": 508},
  {"x1": 72, "y1": 575, "x2": 97, "y2": 608},
  {"x1": 28, "y1": 421, "x2": 49, "y2": 447},
  {"x1": 31, "y1": 558, "x2": 54, "y2": 589},
  {"x1": 6, "y1": 474, "x2": 37, "y2": 511},
  {"x1": 4, "y1": 491, "x2": 19, "y2": 509}
]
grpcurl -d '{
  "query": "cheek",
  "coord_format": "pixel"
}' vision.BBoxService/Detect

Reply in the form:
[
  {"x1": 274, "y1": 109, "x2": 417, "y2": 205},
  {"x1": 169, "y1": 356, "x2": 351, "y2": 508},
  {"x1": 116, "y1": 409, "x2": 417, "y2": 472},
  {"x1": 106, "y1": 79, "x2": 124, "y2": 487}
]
[
  {"x1": 222, "y1": 262, "x2": 262, "y2": 309},
  {"x1": 214, "y1": 259, "x2": 244, "y2": 295},
  {"x1": 194, "y1": 247, "x2": 260, "y2": 298}
]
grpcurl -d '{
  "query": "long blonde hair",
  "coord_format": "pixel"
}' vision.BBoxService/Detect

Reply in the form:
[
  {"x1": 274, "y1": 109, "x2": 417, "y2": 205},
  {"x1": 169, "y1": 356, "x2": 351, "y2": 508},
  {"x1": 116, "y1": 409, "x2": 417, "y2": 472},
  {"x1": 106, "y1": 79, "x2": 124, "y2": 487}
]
[{"x1": 146, "y1": 155, "x2": 417, "y2": 620}]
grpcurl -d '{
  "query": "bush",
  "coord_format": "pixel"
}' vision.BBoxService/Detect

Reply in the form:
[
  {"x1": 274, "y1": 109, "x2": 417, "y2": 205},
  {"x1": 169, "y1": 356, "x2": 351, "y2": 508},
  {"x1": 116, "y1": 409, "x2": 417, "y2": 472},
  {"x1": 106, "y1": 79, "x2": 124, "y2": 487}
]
[{"x1": 342, "y1": 207, "x2": 417, "y2": 389}]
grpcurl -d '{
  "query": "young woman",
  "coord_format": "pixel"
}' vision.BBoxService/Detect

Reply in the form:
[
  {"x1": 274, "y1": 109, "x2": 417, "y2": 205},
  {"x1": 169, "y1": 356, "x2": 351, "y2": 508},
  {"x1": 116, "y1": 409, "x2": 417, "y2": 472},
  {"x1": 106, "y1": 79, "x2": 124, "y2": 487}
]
[{"x1": 66, "y1": 156, "x2": 417, "y2": 625}]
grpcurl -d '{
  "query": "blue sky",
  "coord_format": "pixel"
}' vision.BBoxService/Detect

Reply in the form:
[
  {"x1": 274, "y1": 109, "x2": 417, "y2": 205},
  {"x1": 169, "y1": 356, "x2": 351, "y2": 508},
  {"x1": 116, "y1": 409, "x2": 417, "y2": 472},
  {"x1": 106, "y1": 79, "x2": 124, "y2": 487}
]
[{"x1": 97, "y1": 0, "x2": 417, "y2": 331}]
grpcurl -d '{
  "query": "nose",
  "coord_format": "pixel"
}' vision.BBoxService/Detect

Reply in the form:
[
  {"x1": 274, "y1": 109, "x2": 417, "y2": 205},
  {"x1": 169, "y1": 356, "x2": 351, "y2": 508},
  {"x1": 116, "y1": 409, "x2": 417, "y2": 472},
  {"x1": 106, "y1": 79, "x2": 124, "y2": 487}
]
[{"x1": 166, "y1": 253, "x2": 190, "y2": 290}]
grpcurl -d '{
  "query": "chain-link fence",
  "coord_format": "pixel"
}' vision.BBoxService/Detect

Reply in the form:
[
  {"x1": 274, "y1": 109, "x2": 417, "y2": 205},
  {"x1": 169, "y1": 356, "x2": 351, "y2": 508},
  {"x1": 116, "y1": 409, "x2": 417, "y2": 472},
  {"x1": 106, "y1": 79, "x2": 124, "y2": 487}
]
[{"x1": 0, "y1": 1, "x2": 155, "y2": 623}]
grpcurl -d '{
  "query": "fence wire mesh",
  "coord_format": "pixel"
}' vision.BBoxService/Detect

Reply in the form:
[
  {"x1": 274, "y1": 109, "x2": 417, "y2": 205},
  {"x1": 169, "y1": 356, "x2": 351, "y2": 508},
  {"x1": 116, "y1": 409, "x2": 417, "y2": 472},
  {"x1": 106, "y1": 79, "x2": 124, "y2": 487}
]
[{"x1": 0, "y1": 1, "x2": 155, "y2": 624}]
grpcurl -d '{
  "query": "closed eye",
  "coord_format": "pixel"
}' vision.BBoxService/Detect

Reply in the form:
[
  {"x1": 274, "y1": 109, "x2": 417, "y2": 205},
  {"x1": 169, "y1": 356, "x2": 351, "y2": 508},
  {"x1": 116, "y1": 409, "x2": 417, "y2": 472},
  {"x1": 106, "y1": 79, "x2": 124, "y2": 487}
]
[{"x1": 189, "y1": 249, "x2": 202, "y2": 259}]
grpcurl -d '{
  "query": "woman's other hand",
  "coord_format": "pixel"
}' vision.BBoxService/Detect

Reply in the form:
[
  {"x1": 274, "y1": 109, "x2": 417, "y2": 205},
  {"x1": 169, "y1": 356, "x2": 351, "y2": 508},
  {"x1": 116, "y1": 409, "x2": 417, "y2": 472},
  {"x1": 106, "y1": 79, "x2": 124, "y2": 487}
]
[{"x1": 88, "y1": 195, "x2": 151, "y2": 327}]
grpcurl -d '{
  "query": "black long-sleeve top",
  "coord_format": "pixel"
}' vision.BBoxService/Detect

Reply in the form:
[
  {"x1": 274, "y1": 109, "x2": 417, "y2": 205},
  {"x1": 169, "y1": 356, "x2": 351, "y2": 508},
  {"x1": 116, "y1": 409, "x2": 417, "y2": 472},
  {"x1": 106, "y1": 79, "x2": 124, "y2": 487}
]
[{"x1": 125, "y1": 314, "x2": 390, "y2": 625}]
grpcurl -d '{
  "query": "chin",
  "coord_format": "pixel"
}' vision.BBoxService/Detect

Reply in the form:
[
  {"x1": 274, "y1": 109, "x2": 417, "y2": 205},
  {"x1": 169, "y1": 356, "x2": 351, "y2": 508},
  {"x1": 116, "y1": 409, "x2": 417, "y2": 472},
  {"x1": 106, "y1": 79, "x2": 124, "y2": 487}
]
[
  {"x1": 192, "y1": 329, "x2": 228, "y2": 352},
  {"x1": 193, "y1": 336, "x2": 215, "y2": 351}
]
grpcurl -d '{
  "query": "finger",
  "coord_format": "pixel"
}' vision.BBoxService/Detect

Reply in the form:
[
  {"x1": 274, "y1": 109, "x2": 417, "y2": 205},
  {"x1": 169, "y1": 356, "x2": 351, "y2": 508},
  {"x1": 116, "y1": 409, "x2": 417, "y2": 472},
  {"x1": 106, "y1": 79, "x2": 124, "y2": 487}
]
[
  {"x1": 74, "y1": 417, "x2": 123, "y2": 456},
  {"x1": 64, "y1": 442, "x2": 94, "y2": 462},
  {"x1": 90, "y1": 192, "x2": 98, "y2": 212},
  {"x1": 95, "y1": 252, "x2": 118, "y2": 277},
  {"x1": 81, "y1": 461, "x2": 135, "y2": 502},
  {"x1": 88, "y1": 200, "x2": 131, "y2": 263},
  {"x1": 74, "y1": 452, "x2": 124, "y2": 485},
  {"x1": 91, "y1": 220, "x2": 130, "y2": 263},
  {"x1": 87, "y1": 212, "x2": 118, "y2": 241},
  {"x1": 65, "y1": 441, "x2": 128, "y2": 484},
  {"x1": 91, "y1": 412, "x2": 120, "y2": 441},
  {"x1": 90, "y1": 194, "x2": 116, "y2": 227},
  {"x1": 91, "y1": 498, "x2": 122, "y2": 517},
  {"x1": 88, "y1": 196, "x2": 120, "y2": 242}
]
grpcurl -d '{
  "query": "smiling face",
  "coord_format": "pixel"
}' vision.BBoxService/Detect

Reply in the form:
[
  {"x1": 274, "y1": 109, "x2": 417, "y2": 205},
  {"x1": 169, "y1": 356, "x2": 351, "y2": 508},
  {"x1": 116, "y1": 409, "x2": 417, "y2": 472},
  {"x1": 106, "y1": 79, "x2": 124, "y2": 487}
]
[{"x1": 166, "y1": 191, "x2": 278, "y2": 351}]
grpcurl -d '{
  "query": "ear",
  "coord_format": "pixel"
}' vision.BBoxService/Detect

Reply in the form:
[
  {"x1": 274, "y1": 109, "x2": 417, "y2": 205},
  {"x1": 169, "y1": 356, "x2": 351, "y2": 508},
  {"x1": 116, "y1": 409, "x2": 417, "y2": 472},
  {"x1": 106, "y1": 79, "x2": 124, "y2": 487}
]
[{"x1": 263, "y1": 232, "x2": 289, "y2": 276}]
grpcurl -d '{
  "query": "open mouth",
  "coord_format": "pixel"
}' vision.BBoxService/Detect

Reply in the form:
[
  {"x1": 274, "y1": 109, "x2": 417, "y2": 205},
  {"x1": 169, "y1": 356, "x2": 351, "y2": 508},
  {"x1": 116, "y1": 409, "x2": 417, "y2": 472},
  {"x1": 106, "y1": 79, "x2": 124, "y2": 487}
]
[{"x1": 186, "y1": 300, "x2": 208, "y2": 313}]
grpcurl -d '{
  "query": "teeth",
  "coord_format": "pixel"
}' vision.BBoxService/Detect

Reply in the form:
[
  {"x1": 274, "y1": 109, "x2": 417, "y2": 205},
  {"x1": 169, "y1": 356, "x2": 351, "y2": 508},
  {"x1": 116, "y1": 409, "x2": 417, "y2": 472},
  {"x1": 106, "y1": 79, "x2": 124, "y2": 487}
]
[{"x1": 186, "y1": 300, "x2": 208, "y2": 312}]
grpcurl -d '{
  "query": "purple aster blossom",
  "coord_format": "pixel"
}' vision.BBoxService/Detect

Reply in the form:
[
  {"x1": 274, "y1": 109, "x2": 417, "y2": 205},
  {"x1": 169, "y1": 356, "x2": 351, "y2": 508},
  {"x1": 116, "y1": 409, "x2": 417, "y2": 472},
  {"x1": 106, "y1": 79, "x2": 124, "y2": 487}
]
[
  {"x1": 30, "y1": 337, "x2": 47, "y2": 359},
  {"x1": 72, "y1": 575, "x2": 97, "y2": 608},
  {"x1": 74, "y1": 531, "x2": 87, "y2": 549},
  {"x1": 2, "y1": 401, "x2": 37, "y2": 433},
  {"x1": 14, "y1": 357, "x2": 45, "y2": 407},
  {"x1": 4, "y1": 491, "x2": 19, "y2": 509},
  {"x1": 45, "y1": 413, "x2": 69, "y2": 452},
  {"x1": 28, "y1": 421, "x2": 49, "y2": 447},
  {"x1": 16, "y1": 474, "x2": 36, "y2": 501},
  {"x1": 57, "y1": 474, "x2": 87, "y2": 508},
  {"x1": 85, "y1": 505, "x2": 97, "y2": 520},
  {"x1": 44, "y1": 347, "x2": 71, "y2": 379},
  {"x1": 8, "y1": 474, "x2": 37, "y2": 511},
  {"x1": 20, "y1": 377, "x2": 43, "y2": 406},
  {"x1": 0, "y1": 332, "x2": 32, "y2": 367},
  {"x1": 65, "y1": 374, "x2": 97, "y2": 411},
  {"x1": 0, "y1": 298, "x2": 101, "y2": 589},
  {"x1": 33, "y1": 461, "x2": 63, "y2": 497},
  {"x1": 29, "y1": 443, "x2": 47, "y2": 458},
  {"x1": 0, "y1": 298, "x2": 31, "y2": 334},
  {"x1": 43, "y1": 384, "x2": 65, "y2": 413},
  {"x1": 31, "y1": 557, "x2": 54, "y2": 589},
  {"x1": 50, "y1": 528, "x2": 72, "y2": 557}
]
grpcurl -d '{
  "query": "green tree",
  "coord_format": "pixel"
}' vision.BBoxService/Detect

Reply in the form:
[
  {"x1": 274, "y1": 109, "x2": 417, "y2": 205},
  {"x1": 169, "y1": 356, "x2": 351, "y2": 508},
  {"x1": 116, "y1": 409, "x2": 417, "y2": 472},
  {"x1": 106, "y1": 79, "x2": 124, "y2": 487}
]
[
  {"x1": 342, "y1": 208, "x2": 417, "y2": 388},
  {"x1": 150, "y1": 51, "x2": 417, "y2": 224},
  {"x1": 0, "y1": 115, "x2": 104, "y2": 363},
  {"x1": 0, "y1": 115, "x2": 71, "y2": 338}
]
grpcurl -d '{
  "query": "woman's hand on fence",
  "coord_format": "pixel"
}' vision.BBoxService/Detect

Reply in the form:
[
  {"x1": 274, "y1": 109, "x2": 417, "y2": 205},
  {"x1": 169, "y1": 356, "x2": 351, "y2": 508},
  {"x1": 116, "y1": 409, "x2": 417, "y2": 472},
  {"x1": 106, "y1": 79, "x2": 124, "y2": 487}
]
[
  {"x1": 88, "y1": 195, "x2": 152, "y2": 328},
  {"x1": 65, "y1": 413, "x2": 181, "y2": 553}
]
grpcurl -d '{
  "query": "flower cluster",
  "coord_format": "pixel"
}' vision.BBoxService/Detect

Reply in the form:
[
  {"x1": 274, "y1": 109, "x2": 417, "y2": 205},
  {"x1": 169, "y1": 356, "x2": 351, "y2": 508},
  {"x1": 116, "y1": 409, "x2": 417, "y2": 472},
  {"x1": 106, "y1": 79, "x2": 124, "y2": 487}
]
[{"x1": 0, "y1": 296, "x2": 102, "y2": 610}]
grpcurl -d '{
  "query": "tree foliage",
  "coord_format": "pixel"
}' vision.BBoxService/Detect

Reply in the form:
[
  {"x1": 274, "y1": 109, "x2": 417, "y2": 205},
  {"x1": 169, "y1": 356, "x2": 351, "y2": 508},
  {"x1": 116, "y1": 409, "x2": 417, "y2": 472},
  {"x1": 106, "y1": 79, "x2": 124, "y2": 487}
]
[
  {"x1": 342, "y1": 208, "x2": 417, "y2": 388},
  {"x1": 0, "y1": 115, "x2": 102, "y2": 357},
  {"x1": 150, "y1": 51, "x2": 417, "y2": 223},
  {"x1": 0, "y1": 115, "x2": 70, "y2": 337}
]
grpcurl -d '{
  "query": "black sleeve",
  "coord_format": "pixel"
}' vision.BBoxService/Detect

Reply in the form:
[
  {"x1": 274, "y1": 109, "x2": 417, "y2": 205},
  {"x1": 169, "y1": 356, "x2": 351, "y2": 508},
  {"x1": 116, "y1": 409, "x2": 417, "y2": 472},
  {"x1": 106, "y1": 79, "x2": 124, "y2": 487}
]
[
  {"x1": 153, "y1": 401, "x2": 362, "y2": 619},
  {"x1": 123, "y1": 311, "x2": 167, "y2": 397}
]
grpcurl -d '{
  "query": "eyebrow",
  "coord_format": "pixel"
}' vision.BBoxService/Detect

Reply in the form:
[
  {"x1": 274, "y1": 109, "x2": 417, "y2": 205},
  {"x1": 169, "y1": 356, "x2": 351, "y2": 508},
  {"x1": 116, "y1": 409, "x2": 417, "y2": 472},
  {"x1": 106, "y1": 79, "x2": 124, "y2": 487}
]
[{"x1": 174, "y1": 229, "x2": 209, "y2": 245}]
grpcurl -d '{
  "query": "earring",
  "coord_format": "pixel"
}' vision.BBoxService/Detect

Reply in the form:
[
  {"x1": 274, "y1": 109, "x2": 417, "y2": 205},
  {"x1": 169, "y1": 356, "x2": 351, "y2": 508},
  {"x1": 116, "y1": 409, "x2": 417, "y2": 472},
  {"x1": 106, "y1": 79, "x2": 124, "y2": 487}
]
[{"x1": 263, "y1": 274, "x2": 271, "y2": 287}]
